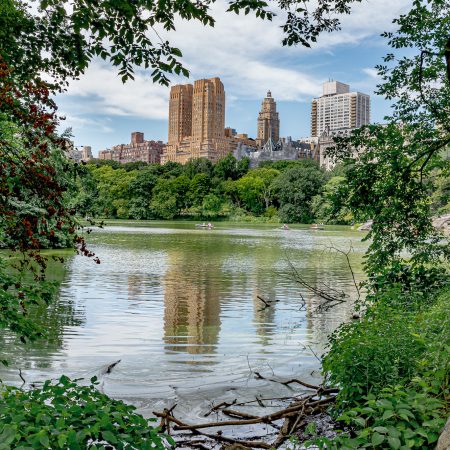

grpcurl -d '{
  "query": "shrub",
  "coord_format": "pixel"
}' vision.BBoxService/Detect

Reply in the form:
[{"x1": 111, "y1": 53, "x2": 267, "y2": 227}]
[
  {"x1": 322, "y1": 288, "x2": 450, "y2": 406},
  {"x1": 0, "y1": 375, "x2": 172, "y2": 449},
  {"x1": 305, "y1": 384, "x2": 447, "y2": 449}
]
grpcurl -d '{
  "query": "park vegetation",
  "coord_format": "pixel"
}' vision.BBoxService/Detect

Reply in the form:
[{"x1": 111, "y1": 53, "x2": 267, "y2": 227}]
[
  {"x1": 70, "y1": 156, "x2": 355, "y2": 224},
  {"x1": 301, "y1": 1, "x2": 450, "y2": 448},
  {"x1": 1, "y1": 0, "x2": 449, "y2": 448},
  {"x1": 70, "y1": 152, "x2": 448, "y2": 226}
]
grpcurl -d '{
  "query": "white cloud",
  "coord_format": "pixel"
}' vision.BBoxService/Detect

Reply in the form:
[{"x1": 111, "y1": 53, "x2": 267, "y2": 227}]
[
  {"x1": 59, "y1": 0, "x2": 412, "y2": 131},
  {"x1": 63, "y1": 62, "x2": 170, "y2": 120},
  {"x1": 362, "y1": 68, "x2": 380, "y2": 79}
]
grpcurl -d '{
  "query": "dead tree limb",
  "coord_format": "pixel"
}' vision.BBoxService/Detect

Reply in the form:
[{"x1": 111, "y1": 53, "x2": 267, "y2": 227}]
[
  {"x1": 326, "y1": 242, "x2": 361, "y2": 302},
  {"x1": 18, "y1": 368, "x2": 26, "y2": 385},
  {"x1": 154, "y1": 388, "x2": 338, "y2": 449},
  {"x1": 154, "y1": 410, "x2": 272, "y2": 449},
  {"x1": 254, "y1": 371, "x2": 320, "y2": 390}
]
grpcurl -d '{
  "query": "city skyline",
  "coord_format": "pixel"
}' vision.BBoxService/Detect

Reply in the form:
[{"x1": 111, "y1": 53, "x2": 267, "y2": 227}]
[{"x1": 56, "y1": 0, "x2": 411, "y2": 155}]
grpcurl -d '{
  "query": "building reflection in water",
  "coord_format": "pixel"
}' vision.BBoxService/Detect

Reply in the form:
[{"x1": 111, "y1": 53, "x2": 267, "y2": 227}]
[{"x1": 163, "y1": 250, "x2": 221, "y2": 354}]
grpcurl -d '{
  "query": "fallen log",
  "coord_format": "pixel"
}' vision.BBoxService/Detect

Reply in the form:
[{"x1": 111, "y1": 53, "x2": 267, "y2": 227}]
[
  {"x1": 154, "y1": 410, "x2": 272, "y2": 449},
  {"x1": 154, "y1": 386, "x2": 338, "y2": 448}
]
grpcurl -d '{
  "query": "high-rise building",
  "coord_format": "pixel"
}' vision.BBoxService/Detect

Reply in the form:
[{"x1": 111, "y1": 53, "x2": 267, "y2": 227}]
[
  {"x1": 311, "y1": 81, "x2": 370, "y2": 137},
  {"x1": 168, "y1": 84, "x2": 193, "y2": 144},
  {"x1": 163, "y1": 77, "x2": 235, "y2": 164},
  {"x1": 256, "y1": 91, "x2": 280, "y2": 147}
]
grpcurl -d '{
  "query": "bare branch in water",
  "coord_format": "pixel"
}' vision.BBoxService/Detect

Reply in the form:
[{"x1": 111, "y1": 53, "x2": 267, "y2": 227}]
[
  {"x1": 325, "y1": 241, "x2": 361, "y2": 302},
  {"x1": 279, "y1": 243, "x2": 362, "y2": 312}
]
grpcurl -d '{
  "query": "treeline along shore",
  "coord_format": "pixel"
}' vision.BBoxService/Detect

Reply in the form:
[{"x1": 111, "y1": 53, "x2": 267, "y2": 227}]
[{"x1": 70, "y1": 155, "x2": 450, "y2": 225}]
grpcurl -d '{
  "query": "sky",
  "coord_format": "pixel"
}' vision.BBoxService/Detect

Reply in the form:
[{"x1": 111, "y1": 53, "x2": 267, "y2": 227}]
[{"x1": 56, "y1": 0, "x2": 413, "y2": 156}]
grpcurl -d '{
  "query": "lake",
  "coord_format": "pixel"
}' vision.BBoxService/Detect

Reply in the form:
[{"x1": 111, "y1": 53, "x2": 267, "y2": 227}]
[{"x1": 0, "y1": 221, "x2": 367, "y2": 423}]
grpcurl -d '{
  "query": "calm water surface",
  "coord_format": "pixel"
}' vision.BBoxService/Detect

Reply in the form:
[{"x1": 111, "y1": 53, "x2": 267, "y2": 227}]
[{"x1": 0, "y1": 221, "x2": 367, "y2": 422}]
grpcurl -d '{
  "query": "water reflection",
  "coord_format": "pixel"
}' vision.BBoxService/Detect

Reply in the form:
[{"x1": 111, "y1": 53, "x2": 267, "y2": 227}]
[
  {"x1": 163, "y1": 251, "x2": 221, "y2": 354},
  {"x1": 0, "y1": 223, "x2": 368, "y2": 418},
  {"x1": 0, "y1": 259, "x2": 85, "y2": 370}
]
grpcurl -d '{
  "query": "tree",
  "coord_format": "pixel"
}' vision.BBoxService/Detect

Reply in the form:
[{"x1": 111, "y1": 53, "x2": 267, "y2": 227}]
[
  {"x1": 1, "y1": 0, "x2": 364, "y2": 89},
  {"x1": 214, "y1": 154, "x2": 250, "y2": 181},
  {"x1": 328, "y1": 0, "x2": 449, "y2": 293},
  {"x1": 202, "y1": 193, "x2": 223, "y2": 217},
  {"x1": 274, "y1": 163, "x2": 326, "y2": 223},
  {"x1": 188, "y1": 173, "x2": 211, "y2": 207},
  {"x1": 89, "y1": 165, "x2": 138, "y2": 218},
  {"x1": 236, "y1": 175, "x2": 266, "y2": 214},
  {"x1": 184, "y1": 158, "x2": 214, "y2": 179},
  {"x1": 128, "y1": 169, "x2": 159, "y2": 219},
  {"x1": 248, "y1": 167, "x2": 280, "y2": 209},
  {"x1": 311, "y1": 176, "x2": 352, "y2": 224},
  {"x1": 159, "y1": 161, "x2": 184, "y2": 179},
  {"x1": 151, "y1": 189, "x2": 179, "y2": 219}
]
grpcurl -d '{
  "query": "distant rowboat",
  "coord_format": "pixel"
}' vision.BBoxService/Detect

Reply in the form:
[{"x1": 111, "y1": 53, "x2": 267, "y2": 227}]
[
  {"x1": 310, "y1": 224, "x2": 324, "y2": 230},
  {"x1": 195, "y1": 223, "x2": 214, "y2": 229}
]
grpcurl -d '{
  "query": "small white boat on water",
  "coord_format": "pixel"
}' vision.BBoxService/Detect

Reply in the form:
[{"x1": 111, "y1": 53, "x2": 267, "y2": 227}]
[{"x1": 195, "y1": 223, "x2": 214, "y2": 229}]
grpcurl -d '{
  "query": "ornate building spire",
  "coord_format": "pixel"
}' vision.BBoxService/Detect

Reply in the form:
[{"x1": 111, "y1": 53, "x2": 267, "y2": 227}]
[{"x1": 257, "y1": 91, "x2": 279, "y2": 147}]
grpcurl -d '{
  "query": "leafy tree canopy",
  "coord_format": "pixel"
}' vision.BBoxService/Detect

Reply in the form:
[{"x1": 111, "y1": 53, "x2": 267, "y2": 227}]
[
  {"x1": 328, "y1": 0, "x2": 449, "y2": 291},
  {"x1": 1, "y1": 0, "x2": 363, "y2": 88}
]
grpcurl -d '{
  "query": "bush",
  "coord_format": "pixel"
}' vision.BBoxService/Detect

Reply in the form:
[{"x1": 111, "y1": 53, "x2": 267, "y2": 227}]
[
  {"x1": 322, "y1": 288, "x2": 450, "y2": 406},
  {"x1": 0, "y1": 375, "x2": 172, "y2": 449},
  {"x1": 306, "y1": 384, "x2": 447, "y2": 449}
]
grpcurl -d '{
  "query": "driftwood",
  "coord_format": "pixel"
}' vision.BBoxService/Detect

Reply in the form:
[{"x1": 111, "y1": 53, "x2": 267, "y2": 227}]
[
  {"x1": 105, "y1": 359, "x2": 121, "y2": 374},
  {"x1": 154, "y1": 381, "x2": 337, "y2": 449},
  {"x1": 256, "y1": 295, "x2": 279, "y2": 311},
  {"x1": 154, "y1": 410, "x2": 272, "y2": 449},
  {"x1": 254, "y1": 371, "x2": 320, "y2": 390},
  {"x1": 18, "y1": 368, "x2": 26, "y2": 385}
]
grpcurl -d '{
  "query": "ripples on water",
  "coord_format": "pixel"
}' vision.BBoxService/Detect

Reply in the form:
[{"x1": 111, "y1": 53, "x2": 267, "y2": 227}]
[{"x1": 0, "y1": 222, "x2": 367, "y2": 420}]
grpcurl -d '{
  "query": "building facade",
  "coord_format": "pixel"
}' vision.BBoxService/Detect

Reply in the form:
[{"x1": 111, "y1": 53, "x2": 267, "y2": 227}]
[
  {"x1": 81, "y1": 146, "x2": 93, "y2": 161},
  {"x1": 163, "y1": 77, "x2": 236, "y2": 164},
  {"x1": 99, "y1": 132, "x2": 164, "y2": 164},
  {"x1": 234, "y1": 136, "x2": 318, "y2": 168},
  {"x1": 256, "y1": 91, "x2": 280, "y2": 147},
  {"x1": 317, "y1": 127, "x2": 354, "y2": 170},
  {"x1": 311, "y1": 81, "x2": 370, "y2": 137},
  {"x1": 64, "y1": 142, "x2": 93, "y2": 162}
]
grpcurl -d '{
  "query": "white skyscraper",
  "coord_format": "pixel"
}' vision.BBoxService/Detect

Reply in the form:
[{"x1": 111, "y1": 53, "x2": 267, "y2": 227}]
[{"x1": 311, "y1": 81, "x2": 371, "y2": 137}]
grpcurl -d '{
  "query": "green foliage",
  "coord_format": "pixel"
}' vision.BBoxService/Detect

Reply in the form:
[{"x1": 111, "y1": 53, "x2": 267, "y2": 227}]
[
  {"x1": 305, "y1": 384, "x2": 447, "y2": 449},
  {"x1": 0, "y1": 260, "x2": 57, "y2": 349},
  {"x1": 1, "y1": 0, "x2": 363, "y2": 90},
  {"x1": 431, "y1": 168, "x2": 450, "y2": 214},
  {"x1": 0, "y1": 115, "x2": 77, "y2": 252},
  {"x1": 311, "y1": 176, "x2": 353, "y2": 224},
  {"x1": 0, "y1": 375, "x2": 172, "y2": 449},
  {"x1": 322, "y1": 288, "x2": 449, "y2": 406},
  {"x1": 72, "y1": 156, "x2": 330, "y2": 222},
  {"x1": 128, "y1": 169, "x2": 159, "y2": 219},
  {"x1": 88, "y1": 165, "x2": 138, "y2": 218},
  {"x1": 214, "y1": 154, "x2": 249, "y2": 181},
  {"x1": 189, "y1": 173, "x2": 211, "y2": 207},
  {"x1": 327, "y1": 0, "x2": 450, "y2": 288},
  {"x1": 235, "y1": 173, "x2": 266, "y2": 214},
  {"x1": 184, "y1": 158, "x2": 214, "y2": 179},
  {"x1": 310, "y1": 4, "x2": 450, "y2": 448},
  {"x1": 274, "y1": 162, "x2": 326, "y2": 223},
  {"x1": 332, "y1": 124, "x2": 448, "y2": 284}
]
